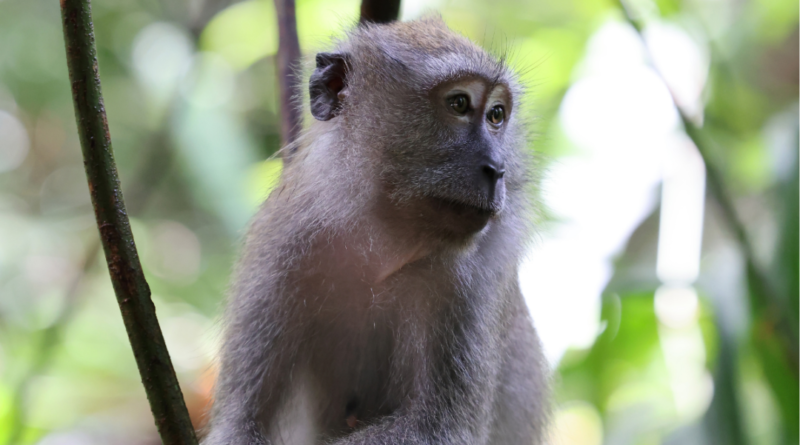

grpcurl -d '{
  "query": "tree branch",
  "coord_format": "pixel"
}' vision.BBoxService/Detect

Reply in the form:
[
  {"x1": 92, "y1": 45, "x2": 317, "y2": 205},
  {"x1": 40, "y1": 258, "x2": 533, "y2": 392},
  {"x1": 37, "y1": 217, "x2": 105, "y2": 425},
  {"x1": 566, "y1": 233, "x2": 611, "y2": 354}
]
[
  {"x1": 360, "y1": 0, "x2": 401, "y2": 24},
  {"x1": 272, "y1": 0, "x2": 402, "y2": 159},
  {"x1": 617, "y1": 0, "x2": 799, "y2": 374},
  {"x1": 59, "y1": 1, "x2": 198, "y2": 443},
  {"x1": 274, "y1": 0, "x2": 303, "y2": 154}
]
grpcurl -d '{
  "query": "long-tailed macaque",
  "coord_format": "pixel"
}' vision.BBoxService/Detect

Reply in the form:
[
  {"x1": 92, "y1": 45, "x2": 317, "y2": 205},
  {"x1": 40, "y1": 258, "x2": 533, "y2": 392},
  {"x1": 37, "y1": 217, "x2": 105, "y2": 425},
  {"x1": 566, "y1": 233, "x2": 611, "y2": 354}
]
[{"x1": 203, "y1": 16, "x2": 549, "y2": 445}]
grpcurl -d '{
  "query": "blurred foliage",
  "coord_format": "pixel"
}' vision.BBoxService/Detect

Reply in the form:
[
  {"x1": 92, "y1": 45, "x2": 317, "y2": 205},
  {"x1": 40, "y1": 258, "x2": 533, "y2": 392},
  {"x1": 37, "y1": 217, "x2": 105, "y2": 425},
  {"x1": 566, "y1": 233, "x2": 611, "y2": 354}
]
[{"x1": 0, "y1": 0, "x2": 796, "y2": 444}]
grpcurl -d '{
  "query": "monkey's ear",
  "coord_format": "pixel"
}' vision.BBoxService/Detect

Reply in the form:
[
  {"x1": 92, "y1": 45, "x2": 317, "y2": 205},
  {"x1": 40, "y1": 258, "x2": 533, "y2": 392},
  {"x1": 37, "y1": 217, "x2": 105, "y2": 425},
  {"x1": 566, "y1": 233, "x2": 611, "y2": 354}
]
[{"x1": 309, "y1": 52, "x2": 350, "y2": 121}]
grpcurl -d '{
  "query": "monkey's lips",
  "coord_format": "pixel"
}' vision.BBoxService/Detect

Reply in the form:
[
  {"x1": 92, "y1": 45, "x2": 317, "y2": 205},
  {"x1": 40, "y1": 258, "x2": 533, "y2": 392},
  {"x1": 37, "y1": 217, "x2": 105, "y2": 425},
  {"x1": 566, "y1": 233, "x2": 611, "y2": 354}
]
[
  {"x1": 433, "y1": 197, "x2": 497, "y2": 216},
  {"x1": 425, "y1": 196, "x2": 501, "y2": 233}
]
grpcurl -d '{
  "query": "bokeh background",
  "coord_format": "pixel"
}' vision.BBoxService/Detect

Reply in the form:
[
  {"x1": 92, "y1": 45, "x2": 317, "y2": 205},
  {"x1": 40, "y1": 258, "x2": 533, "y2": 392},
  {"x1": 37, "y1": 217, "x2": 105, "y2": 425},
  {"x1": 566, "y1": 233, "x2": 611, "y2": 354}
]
[{"x1": 0, "y1": 0, "x2": 797, "y2": 443}]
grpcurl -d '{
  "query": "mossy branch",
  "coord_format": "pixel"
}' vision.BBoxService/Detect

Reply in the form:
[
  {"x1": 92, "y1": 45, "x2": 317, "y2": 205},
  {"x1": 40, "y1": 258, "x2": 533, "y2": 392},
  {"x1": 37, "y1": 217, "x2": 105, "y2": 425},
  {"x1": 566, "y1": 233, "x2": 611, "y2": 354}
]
[{"x1": 59, "y1": 0, "x2": 199, "y2": 443}]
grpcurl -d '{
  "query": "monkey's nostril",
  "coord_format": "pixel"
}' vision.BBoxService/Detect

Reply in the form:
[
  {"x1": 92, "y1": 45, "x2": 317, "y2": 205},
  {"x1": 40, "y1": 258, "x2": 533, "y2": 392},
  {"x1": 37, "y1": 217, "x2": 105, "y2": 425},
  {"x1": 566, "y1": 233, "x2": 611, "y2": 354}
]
[
  {"x1": 482, "y1": 165, "x2": 496, "y2": 180},
  {"x1": 481, "y1": 164, "x2": 505, "y2": 183}
]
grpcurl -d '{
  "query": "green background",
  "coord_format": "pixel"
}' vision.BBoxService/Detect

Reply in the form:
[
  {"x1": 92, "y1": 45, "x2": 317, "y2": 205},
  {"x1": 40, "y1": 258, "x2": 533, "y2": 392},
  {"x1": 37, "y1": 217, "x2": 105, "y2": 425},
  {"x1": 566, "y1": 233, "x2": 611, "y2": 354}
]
[{"x1": 0, "y1": 0, "x2": 796, "y2": 443}]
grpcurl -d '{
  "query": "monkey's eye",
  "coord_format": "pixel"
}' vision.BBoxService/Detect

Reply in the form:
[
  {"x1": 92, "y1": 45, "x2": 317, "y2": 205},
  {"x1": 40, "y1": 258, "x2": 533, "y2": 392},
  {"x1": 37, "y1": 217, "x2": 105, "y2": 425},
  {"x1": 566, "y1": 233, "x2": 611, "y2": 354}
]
[
  {"x1": 448, "y1": 94, "x2": 470, "y2": 115},
  {"x1": 487, "y1": 105, "x2": 505, "y2": 126}
]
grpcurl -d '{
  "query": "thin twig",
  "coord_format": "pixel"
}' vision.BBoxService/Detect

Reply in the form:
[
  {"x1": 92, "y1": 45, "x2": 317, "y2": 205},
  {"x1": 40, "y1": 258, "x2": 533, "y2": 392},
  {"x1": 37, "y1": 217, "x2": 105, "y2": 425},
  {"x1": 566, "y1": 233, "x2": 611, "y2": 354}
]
[
  {"x1": 59, "y1": 1, "x2": 198, "y2": 443},
  {"x1": 274, "y1": 0, "x2": 303, "y2": 154},
  {"x1": 360, "y1": 0, "x2": 401, "y2": 24},
  {"x1": 617, "y1": 0, "x2": 799, "y2": 374}
]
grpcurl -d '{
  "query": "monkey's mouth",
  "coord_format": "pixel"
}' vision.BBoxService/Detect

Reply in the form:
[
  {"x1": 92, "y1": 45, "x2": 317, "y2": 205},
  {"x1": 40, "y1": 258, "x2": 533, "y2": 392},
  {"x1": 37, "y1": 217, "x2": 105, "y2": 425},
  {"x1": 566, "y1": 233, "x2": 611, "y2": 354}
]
[{"x1": 427, "y1": 196, "x2": 499, "y2": 219}]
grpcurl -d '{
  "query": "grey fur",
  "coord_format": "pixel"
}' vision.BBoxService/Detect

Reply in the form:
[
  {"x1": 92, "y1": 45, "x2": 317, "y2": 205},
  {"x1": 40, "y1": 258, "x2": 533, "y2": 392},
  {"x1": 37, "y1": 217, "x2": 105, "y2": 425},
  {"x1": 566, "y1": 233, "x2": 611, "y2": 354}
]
[{"x1": 202, "y1": 17, "x2": 549, "y2": 445}]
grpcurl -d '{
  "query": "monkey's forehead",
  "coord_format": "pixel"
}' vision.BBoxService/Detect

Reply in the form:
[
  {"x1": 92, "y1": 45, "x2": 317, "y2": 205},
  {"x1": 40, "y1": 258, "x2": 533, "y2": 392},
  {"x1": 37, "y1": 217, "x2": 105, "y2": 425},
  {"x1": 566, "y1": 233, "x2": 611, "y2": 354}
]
[{"x1": 341, "y1": 17, "x2": 515, "y2": 87}]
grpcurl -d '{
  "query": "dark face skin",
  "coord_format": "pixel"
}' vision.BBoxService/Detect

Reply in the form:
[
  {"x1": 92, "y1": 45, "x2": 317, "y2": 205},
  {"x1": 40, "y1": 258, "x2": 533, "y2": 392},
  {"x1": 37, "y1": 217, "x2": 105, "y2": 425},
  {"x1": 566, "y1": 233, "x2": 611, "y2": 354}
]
[{"x1": 421, "y1": 76, "x2": 513, "y2": 235}]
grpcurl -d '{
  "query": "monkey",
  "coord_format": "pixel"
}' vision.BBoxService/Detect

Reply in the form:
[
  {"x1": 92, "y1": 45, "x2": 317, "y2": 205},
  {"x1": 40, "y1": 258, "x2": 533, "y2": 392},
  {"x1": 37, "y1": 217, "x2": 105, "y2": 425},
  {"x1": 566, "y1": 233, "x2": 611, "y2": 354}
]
[{"x1": 202, "y1": 16, "x2": 549, "y2": 445}]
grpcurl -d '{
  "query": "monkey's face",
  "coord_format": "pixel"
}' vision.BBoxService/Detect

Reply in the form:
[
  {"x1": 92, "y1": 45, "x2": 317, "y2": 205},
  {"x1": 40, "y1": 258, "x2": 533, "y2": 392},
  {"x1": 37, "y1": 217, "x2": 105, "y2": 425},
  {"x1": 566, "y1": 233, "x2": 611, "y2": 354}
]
[
  {"x1": 308, "y1": 29, "x2": 524, "y2": 239},
  {"x1": 367, "y1": 73, "x2": 519, "y2": 238},
  {"x1": 409, "y1": 77, "x2": 513, "y2": 234}
]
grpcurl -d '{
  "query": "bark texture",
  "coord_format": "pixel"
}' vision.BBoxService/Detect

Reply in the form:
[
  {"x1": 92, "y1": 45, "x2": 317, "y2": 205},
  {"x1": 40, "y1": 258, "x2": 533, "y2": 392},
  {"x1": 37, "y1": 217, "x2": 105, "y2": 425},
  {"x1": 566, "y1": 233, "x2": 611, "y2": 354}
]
[{"x1": 59, "y1": 1, "x2": 198, "y2": 443}]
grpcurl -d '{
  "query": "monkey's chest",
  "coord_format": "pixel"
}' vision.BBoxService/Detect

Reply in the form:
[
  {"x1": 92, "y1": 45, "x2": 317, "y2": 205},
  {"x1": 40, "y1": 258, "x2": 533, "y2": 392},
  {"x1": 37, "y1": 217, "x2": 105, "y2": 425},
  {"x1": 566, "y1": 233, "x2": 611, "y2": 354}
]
[
  {"x1": 303, "y1": 307, "x2": 404, "y2": 436},
  {"x1": 291, "y1": 258, "x2": 442, "y2": 437}
]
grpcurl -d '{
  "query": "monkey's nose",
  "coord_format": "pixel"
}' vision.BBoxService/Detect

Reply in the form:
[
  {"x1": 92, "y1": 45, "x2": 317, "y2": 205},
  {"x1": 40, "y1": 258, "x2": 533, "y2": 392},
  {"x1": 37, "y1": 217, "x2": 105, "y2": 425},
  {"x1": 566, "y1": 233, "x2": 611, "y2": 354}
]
[
  {"x1": 481, "y1": 163, "x2": 506, "y2": 184},
  {"x1": 480, "y1": 162, "x2": 505, "y2": 203}
]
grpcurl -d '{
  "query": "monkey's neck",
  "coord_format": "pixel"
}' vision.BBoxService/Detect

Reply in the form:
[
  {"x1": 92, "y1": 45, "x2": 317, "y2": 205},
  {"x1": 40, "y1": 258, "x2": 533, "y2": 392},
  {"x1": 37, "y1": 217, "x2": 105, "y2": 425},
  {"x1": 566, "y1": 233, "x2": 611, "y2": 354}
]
[
  {"x1": 288, "y1": 154, "x2": 486, "y2": 284},
  {"x1": 322, "y1": 215, "x2": 434, "y2": 286},
  {"x1": 373, "y1": 239, "x2": 430, "y2": 284}
]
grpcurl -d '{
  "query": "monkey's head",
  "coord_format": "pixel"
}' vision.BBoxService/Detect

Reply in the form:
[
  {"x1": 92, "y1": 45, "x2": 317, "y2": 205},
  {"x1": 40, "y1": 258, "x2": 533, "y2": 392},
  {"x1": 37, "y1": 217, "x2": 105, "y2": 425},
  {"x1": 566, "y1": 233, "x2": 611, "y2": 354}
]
[{"x1": 308, "y1": 17, "x2": 529, "y2": 239}]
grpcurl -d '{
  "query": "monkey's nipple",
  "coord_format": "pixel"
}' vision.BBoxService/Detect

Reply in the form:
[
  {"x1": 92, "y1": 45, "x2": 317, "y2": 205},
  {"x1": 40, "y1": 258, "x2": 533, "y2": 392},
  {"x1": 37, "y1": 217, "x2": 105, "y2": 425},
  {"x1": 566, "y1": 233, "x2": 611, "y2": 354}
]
[{"x1": 345, "y1": 397, "x2": 359, "y2": 429}]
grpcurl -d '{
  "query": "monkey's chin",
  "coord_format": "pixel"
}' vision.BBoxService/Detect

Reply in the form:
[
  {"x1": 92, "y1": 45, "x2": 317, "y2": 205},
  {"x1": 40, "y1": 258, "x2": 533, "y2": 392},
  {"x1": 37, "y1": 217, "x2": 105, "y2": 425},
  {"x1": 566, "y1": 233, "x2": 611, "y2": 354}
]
[{"x1": 425, "y1": 196, "x2": 500, "y2": 237}]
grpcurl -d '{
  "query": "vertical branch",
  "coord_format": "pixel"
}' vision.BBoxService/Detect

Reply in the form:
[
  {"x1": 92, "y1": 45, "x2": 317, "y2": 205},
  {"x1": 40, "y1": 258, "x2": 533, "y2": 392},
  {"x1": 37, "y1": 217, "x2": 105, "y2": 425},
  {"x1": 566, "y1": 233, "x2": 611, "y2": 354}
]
[
  {"x1": 274, "y1": 0, "x2": 302, "y2": 155},
  {"x1": 360, "y1": 0, "x2": 401, "y2": 24},
  {"x1": 616, "y1": 0, "x2": 798, "y2": 372},
  {"x1": 59, "y1": 1, "x2": 198, "y2": 444},
  {"x1": 272, "y1": 0, "x2": 403, "y2": 159}
]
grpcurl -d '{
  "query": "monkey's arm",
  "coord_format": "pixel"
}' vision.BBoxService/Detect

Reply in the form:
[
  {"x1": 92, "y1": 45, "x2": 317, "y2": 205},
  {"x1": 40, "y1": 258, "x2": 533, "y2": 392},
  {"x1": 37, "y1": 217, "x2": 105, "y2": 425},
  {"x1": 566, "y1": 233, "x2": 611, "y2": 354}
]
[
  {"x1": 488, "y1": 290, "x2": 550, "y2": 444},
  {"x1": 329, "y1": 304, "x2": 504, "y2": 445},
  {"x1": 202, "y1": 271, "x2": 303, "y2": 445}
]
